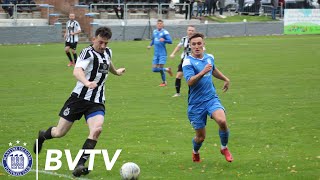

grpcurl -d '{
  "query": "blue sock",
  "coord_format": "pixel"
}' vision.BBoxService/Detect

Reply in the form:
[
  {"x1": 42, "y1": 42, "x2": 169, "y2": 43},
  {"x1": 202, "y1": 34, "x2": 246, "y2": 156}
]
[
  {"x1": 160, "y1": 68, "x2": 166, "y2": 82},
  {"x1": 192, "y1": 138, "x2": 203, "y2": 153},
  {"x1": 219, "y1": 129, "x2": 229, "y2": 146},
  {"x1": 152, "y1": 67, "x2": 161, "y2": 72}
]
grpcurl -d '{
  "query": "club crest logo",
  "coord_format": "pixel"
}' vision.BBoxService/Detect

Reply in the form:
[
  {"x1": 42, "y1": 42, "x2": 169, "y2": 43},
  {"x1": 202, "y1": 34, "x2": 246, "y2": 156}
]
[
  {"x1": 63, "y1": 107, "x2": 70, "y2": 116},
  {"x1": 2, "y1": 141, "x2": 33, "y2": 176}
]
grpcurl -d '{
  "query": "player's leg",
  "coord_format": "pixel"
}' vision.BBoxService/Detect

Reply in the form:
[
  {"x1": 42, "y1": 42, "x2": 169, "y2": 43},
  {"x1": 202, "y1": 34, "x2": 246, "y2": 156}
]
[
  {"x1": 152, "y1": 59, "x2": 165, "y2": 86},
  {"x1": 209, "y1": 98, "x2": 233, "y2": 162},
  {"x1": 73, "y1": 106, "x2": 105, "y2": 177},
  {"x1": 152, "y1": 56, "x2": 161, "y2": 72},
  {"x1": 188, "y1": 104, "x2": 207, "y2": 162},
  {"x1": 158, "y1": 64, "x2": 166, "y2": 86},
  {"x1": 65, "y1": 42, "x2": 73, "y2": 66},
  {"x1": 173, "y1": 61, "x2": 183, "y2": 97},
  {"x1": 159, "y1": 56, "x2": 173, "y2": 77},
  {"x1": 71, "y1": 42, "x2": 78, "y2": 64},
  {"x1": 33, "y1": 117, "x2": 73, "y2": 154},
  {"x1": 76, "y1": 114, "x2": 104, "y2": 166},
  {"x1": 33, "y1": 95, "x2": 83, "y2": 154},
  {"x1": 192, "y1": 128, "x2": 205, "y2": 162}
]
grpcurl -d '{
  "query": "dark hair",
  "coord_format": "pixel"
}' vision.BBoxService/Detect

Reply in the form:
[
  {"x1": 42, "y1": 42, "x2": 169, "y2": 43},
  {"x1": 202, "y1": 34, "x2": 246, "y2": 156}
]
[
  {"x1": 95, "y1": 27, "x2": 112, "y2": 39},
  {"x1": 157, "y1": 19, "x2": 163, "y2": 23},
  {"x1": 189, "y1": 32, "x2": 204, "y2": 41}
]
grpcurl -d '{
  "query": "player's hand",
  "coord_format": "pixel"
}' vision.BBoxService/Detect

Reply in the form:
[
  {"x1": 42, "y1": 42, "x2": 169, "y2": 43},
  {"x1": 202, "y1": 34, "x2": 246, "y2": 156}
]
[
  {"x1": 85, "y1": 81, "x2": 98, "y2": 89},
  {"x1": 147, "y1": 46, "x2": 151, "y2": 49},
  {"x1": 222, "y1": 79, "x2": 230, "y2": 92},
  {"x1": 170, "y1": 54, "x2": 175, "y2": 58},
  {"x1": 116, "y1": 68, "x2": 126, "y2": 76},
  {"x1": 159, "y1": 38, "x2": 165, "y2": 42},
  {"x1": 202, "y1": 64, "x2": 212, "y2": 75}
]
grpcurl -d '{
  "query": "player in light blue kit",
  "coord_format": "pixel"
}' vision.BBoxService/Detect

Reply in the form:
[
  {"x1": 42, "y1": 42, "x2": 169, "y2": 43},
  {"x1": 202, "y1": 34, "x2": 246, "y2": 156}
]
[
  {"x1": 147, "y1": 19, "x2": 173, "y2": 87},
  {"x1": 182, "y1": 33, "x2": 233, "y2": 163}
]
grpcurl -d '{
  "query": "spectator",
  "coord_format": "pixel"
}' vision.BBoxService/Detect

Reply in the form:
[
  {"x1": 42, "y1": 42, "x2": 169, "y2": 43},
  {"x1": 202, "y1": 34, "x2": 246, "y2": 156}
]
[
  {"x1": 196, "y1": 0, "x2": 204, "y2": 17},
  {"x1": 237, "y1": 0, "x2": 244, "y2": 13},
  {"x1": 271, "y1": 0, "x2": 279, "y2": 20},
  {"x1": 2, "y1": 0, "x2": 15, "y2": 18},
  {"x1": 206, "y1": 0, "x2": 216, "y2": 16},
  {"x1": 113, "y1": 0, "x2": 124, "y2": 19},
  {"x1": 216, "y1": 0, "x2": 225, "y2": 16},
  {"x1": 185, "y1": 0, "x2": 195, "y2": 19},
  {"x1": 179, "y1": 0, "x2": 184, "y2": 14},
  {"x1": 278, "y1": 0, "x2": 284, "y2": 17}
]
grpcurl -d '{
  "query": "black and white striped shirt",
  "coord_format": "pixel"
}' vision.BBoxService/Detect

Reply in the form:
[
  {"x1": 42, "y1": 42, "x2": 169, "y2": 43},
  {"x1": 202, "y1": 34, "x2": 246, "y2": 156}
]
[
  {"x1": 66, "y1": 20, "x2": 81, "y2": 43},
  {"x1": 72, "y1": 46, "x2": 112, "y2": 104},
  {"x1": 178, "y1": 36, "x2": 191, "y2": 60}
]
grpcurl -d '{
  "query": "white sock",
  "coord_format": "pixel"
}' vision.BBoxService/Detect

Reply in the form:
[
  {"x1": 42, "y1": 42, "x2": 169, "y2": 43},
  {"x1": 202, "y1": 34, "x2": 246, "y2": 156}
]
[
  {"x1": 221, "y1": 145, "x2": 227, "y2": 150},
  {"x1": 193, "y1": 149, "x2": 199, "y2": 154}
]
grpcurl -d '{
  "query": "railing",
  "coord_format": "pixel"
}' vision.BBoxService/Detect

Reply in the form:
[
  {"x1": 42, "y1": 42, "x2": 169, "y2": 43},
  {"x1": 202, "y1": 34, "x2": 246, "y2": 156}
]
[
  {"x1": 125, "y1": 3, "x2": 160, "y2": 18},
  {"x1": 260, "y1": 2, "x2": 284, "y2": 18},
  {"x1": 159, "y1": 3, "x2": 190, "y2": 20},
  {"x1": 0, "y1": 3, "x2": 51, "y2": 21},
  {"x1": 0, "y1": 4, "x2": 15, "y2": 18},
  {"x1": 89, "y1": 3, "x2": 191, "y2": 20}
]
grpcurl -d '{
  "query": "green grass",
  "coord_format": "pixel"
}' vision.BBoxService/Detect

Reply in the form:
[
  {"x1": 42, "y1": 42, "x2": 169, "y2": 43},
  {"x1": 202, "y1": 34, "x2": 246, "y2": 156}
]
[
  {"x1": 207, "y1": 14, "x2": 276, "y2": 23},
  {"x1": 0, "y1": 35, "x2": 319, "y2": 179}
]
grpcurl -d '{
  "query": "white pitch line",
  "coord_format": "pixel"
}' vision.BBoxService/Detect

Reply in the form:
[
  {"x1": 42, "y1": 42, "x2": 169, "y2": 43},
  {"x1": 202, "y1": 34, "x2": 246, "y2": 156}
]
[
  {"x1": 0, "y1": 164, "x2": 91, "y2": 180},
  {"x1": 36, "y1": 139, "x2": 38, "y2": 180},
  {"x1": 30, "y1": 169, "x2": 91, "y2": 180}
]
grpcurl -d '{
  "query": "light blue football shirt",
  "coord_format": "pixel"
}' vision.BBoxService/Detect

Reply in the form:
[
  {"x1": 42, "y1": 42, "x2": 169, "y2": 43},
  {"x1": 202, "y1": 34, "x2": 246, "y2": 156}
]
[
  {"x1": 149, "y1": 28, "x2": 172, "y2": 56},
  {"x1": 182, "y1": 53, "x2": 216, "y2": 105}
]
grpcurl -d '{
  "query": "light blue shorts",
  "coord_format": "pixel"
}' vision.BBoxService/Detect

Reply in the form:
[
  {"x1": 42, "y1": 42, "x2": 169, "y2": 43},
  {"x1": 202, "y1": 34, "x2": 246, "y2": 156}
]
[
  {"x1": 187, "y1": 97, "x2": 225, "y2": 130},
  {"x1": 152, "y1": 55, "x2": 167, "y2": 65}
]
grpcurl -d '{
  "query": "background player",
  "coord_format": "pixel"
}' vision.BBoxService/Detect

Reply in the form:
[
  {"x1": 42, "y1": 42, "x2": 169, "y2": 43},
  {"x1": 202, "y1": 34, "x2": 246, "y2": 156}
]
[
  {"x1": 147, "y1": 19, "x2": 173, "y2": 87},
  {"x1": 64, "y1": 13, "x2": 81, "y2": 67},
  {"x1": 169, "y1": 25, "x2": 196, "y2": 97}
]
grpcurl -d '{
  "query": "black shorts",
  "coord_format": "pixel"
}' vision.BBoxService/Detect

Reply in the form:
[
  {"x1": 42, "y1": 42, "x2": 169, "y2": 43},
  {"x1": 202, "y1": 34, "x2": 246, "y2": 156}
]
[
  {"x1": 65, "y1": 42, "x2": 78, "y2": 50},
  {"x1": 59, "y1": 95, "x2": 105, "y2": 122},
  {"x1": 177, "y1": 59, "x2": 183, "y2": 72}
]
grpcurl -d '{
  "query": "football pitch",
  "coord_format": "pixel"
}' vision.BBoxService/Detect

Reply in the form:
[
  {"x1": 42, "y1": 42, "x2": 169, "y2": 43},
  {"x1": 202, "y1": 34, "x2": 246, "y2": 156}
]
[{"x1": 0, "y1": 35, "x2": 319, "y2": 179}]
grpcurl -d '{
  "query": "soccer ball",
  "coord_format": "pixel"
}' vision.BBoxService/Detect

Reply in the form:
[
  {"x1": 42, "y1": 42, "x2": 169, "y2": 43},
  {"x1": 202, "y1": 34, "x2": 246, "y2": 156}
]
[{"x1": 120, "y1": 162, "x2": 140, "y2": 180}]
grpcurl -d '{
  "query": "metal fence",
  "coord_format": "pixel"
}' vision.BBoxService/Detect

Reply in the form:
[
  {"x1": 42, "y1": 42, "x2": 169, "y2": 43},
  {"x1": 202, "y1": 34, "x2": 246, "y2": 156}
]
[
  {"x1": 0, "y1": 3, "x2": 51, "y2": 20},
  {"x1": 87, "y1": 1, "x2": 293, "y2": 20},
  {"x1": 89, "y1": 3, "x2": 191, "y2": 20}
]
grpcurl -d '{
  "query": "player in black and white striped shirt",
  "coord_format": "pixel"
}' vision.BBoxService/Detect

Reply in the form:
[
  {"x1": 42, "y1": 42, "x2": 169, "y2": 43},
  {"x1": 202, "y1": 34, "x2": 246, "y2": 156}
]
[
  {"x1": 33, "y1": 27, "x2": 126, "y2": 177},
  {"x1": 169, "y1": 25, "x2": 196, "y2": 97},
  {"x1": 64, "y1": 13, "x2": 81, "y2": 67}
]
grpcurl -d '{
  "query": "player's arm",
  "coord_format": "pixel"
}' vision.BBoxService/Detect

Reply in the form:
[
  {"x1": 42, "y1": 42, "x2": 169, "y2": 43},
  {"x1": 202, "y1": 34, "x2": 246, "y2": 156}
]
[
  {"x1": 71, "y1": 23, "x2": 82, "y2": 35},
  {"x1": 187, "y1": 64, "x2": 212, "y2": 86},
  {"x1": 163, "y1": 33, "x2": 173, "y2": 44},
  {"x1": 109, "y1": 61, "x2": 126, "y2": 76},
  {"x1": 75, "y1": 23, "x2": 82, "y2": 34},
  {"x1": 73, "y1": 29, "x2": 81, "y2": 35},
  {"x1": 170, "y1": 45, "x2": 182, "y2": 58},
  {"x1": 73, "y1": 67, "x2": 97, "y2": 89},
  {"x1": 182, "y1": 58, "x2": 211, "y2": 86},
  {"x1": 212, "y1": 67, "x2": 230, "y2": 92},
  {"x1": 147, "y1": 35, "x2": 154, "y2": 49},
  {"x1": 64, "y1": 27, "x2": 68, "y2": 39},
  {"x1": 73, "y1": 51, "x2": 97, "y2": 89}
]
